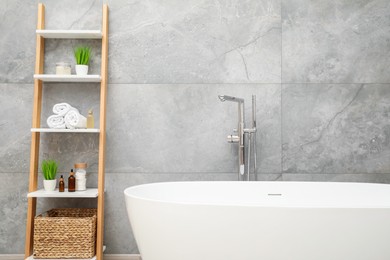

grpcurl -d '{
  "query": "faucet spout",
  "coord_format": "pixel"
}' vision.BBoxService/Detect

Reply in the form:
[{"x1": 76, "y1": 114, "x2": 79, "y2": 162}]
[{"x1": 218, "y1": 95, "x2": 244, "y2": 103}]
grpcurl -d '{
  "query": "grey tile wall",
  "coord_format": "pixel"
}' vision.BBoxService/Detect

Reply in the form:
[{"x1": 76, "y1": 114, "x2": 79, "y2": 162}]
[
  {"x1": 0, "y1": 1, "x2": 36, "y2": 83},
  {"x1": 106, "y1": 84, "x2": 281, "y2": 174},
  {"x1": 0, "y1": 174, "x2": 28, "y2": 253},
  {"x1": 282, "y1": 0, "x2": 390, "y2": 83},
  {"x1": 0, "y1": 0, "x2": 389, "y2": 255},
  {"x1": 0, "y1": 84, "x2": 33, "y2": 173},
  {"x1": 282, "y1": 84, "x2": 390, "y2": 174},
  {"x1": 108, "y1": 0, "x2": 281, "y2": 83}
]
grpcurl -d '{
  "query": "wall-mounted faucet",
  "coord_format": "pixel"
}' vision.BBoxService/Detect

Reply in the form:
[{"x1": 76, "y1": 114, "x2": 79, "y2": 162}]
[{"x1": 218, "y1": 95, "x2": 257, "y2": 181}]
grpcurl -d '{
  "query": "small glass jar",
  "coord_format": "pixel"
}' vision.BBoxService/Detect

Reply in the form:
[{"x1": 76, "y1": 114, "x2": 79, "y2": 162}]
[
  {"x1": 74, "y1": 163, "x2": 87, "y2": 191},
  {"x1": 56, "y1": 62, "x2": 71, "y2": 75}
]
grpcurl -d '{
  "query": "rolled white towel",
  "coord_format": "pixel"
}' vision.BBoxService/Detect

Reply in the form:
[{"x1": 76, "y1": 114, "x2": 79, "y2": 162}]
[
  {"x1": 53, "y1": 103, "x2": 79, "y2": 116},
  {"x1": 47, "y1": 114, "x2": 66, "y2": 129},
  {"x1": 64, "y1": 110, "x2": 87, "y2": 129}
]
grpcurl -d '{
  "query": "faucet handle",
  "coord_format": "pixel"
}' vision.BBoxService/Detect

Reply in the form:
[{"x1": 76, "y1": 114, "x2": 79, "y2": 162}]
[{"x1": 227, "y1": 135, "x2": 239, "y2": 143}]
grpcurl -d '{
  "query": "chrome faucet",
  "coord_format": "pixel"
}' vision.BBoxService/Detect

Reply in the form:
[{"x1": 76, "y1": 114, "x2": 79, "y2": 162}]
[{"x1": 218, "y1": 95, "x2": 257, "y2": 181}]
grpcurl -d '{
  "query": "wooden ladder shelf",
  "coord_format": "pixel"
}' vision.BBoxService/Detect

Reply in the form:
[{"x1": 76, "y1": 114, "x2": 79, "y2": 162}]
[{"x1": 24, "y1": 3, "x2": 109, "y2": 260}]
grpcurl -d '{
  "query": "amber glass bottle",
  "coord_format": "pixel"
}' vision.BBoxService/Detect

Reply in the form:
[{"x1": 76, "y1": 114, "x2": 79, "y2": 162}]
[
  {"x1": 68, "y1": 169, "x2": 76, "y2": 192},
  {"x1": 59, "y1": 175, "x2": 65, "y2": 192},
  {"x1": 87, "y1": 109, "x2": 94, "y2": 128}
]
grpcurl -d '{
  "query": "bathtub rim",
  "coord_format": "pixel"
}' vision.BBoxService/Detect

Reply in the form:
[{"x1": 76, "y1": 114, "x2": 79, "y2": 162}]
[{"x1": 124, "y1": 181, "x2": 390, "y2": 209}]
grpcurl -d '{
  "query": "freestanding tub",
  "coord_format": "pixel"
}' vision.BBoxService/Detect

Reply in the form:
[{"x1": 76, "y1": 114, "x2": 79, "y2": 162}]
[{"x1": 124, "y1": 181, "x2": 390, "y2": 260}]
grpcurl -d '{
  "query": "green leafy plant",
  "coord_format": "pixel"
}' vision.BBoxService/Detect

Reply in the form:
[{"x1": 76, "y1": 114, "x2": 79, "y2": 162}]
[
  {"x1": 74, "y1": 46, "x2": 92, "y2": 65},
  {"x1": 41, "y1": 159, "x2": 58, "y2": 180}
]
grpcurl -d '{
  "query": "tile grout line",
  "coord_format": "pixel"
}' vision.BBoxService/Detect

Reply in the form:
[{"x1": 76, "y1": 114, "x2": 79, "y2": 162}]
[
  {"x1": 2, "y1": 82, "x2": 390, "y2": 85},
  {"x1": 280, "y1": 0, "x2": 283, "y2": 179}
]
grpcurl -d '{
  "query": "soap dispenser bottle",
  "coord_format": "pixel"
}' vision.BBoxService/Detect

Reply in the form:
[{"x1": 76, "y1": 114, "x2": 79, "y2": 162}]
[
  {"x1": 87, "y1": 109, "x2": 94, "y2": 128},
  {"x1": 68, "y1": 169, "x2": 76, "y2": 192}
]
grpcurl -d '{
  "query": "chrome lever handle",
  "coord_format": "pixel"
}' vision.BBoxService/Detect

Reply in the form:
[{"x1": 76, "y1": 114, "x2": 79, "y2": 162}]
[{"x1": 227, "y1": 135, "x2": 239, "y2": 143}]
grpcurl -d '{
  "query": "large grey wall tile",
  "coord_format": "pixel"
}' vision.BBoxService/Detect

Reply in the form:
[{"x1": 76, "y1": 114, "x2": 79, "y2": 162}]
[
  {"x1": 0, "y1": 84, "x2": 33, "y2": 173},
  {"x1": 108, "y1": 0, "x2": 281, "y2": 83},
  {"x1": 282, "y1": 0, "x2": 390, "y2": 83},
  {"x1": 38, "y1": 0, "x2": 103, "y2": 30},
  {"x1": 0, "y1": 173, "x2": 28, "y2": 253},
  {"x1": 106, "y1": 84, "x2": 281, "y2": 174},
  {"x1": 282, "y1": 173, "x2": 390, "y2": 183},
  {"x1": 282, "y1": 84, "x2": 390, "y2": 174},
  {"x1": 0, "y1": 0, "x2": 36, "y2": 83},
  {"x1": 256, "y1": 173, "x2": 282, "y2": 181}
]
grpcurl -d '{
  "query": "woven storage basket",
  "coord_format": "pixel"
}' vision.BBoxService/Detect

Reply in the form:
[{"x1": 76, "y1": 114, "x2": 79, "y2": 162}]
[{"x1": 33, "y1": 208, "x2": 97, "y2": 259}]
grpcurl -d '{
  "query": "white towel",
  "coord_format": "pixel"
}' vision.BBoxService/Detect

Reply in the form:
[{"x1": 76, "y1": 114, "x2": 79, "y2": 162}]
[
  {"x1": 47, "y1": 114, "x2": 66, "y2": 129},
  {"x1": 64, "y1": 110, "x2": 87, "y2": 129},
  {"x1": 53, "y1": 103, "x2": 79, "y2": 116}
]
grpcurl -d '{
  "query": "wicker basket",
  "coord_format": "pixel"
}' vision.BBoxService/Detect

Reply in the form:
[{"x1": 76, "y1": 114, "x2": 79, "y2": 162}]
[{"x1": 33, "y1": 208, "x2": 97, "y2": 259}]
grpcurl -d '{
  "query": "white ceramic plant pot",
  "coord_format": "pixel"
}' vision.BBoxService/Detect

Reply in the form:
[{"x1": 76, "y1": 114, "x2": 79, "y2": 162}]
[
  {"x1": 75, "y1": 65, "x2": 89, "y2": 75},
  {"x1": 43, "y1": 179, "x2": 57, "y2": 192}
]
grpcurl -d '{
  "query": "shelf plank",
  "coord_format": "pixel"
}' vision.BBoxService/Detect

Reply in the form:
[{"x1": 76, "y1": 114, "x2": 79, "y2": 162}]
[
  {"x1": 27, "y1": 188, "x2": 99, "y2": 198},
  {"x1": 31, "y1": 128, "x2": 100, "y2": 133},
  {"x1": 34, "y1": 74, "x2": 101, "y2": 82},
  {"x1": 36, "y1": 29, "x2": 102, "y2": 39},
  {"x1": 25, "y1": 246, "x2": 106, "y2": 260}
]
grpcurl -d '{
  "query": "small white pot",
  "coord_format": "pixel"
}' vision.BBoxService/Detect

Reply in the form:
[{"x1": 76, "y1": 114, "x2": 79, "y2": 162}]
[
  {"x1": 75, "y1": 65, "x2": 89, "y2": 75},
  {"x1": 43, "y1": 179, "x2": 57, "y2": 192}
]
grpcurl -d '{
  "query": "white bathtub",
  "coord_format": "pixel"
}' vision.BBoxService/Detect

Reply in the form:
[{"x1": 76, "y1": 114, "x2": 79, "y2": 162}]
[{"x1": 124, "y1": 181, "x2": 390, "y2": 260}]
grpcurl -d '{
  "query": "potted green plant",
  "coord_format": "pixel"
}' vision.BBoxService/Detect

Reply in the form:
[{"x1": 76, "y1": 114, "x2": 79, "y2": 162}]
[
  {"x1": 41, "y1": 159, "x2": 58, "y2": 191},
  {"x1": 74, "y1": 46, "x2": 92, "y2": 75}
]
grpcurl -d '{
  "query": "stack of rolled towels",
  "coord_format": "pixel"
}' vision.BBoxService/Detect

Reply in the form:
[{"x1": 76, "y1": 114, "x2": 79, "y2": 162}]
[{"x1": 47, "y1": 103, "x2": 87, "y2": 129}]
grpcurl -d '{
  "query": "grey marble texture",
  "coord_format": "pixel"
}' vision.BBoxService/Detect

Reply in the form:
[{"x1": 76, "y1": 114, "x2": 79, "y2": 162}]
[
  {"x1": 282, "y1": 173, "x2": 390, "y2": 183},
  {"x1": 282, "y1": 84, "x2": 390, "y2": 174},
  {"x1": 106, "y1": 84, "x2": 281, "y2": 174},
  {"x1": 107, "y1": 0, "x2": 281, "y2": 83},
  {"x1": 1, "y1": 0, "x2": 390, "y2": 255},
  {"x1": 38, "y1": 0, "x2": 103, "y2": 30},
  {"x1": 0, "y1": 0, "x2": 36, "y2": 83},
  {"x1": 0, "y1": 84, "x2": 33, "y2": 173},
  {"x1": 0, "y1": 173, "x2": 28, "y2": 253},
  {"x1": 282, "y1": 0, "x2": 390, "y2": 83}
]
